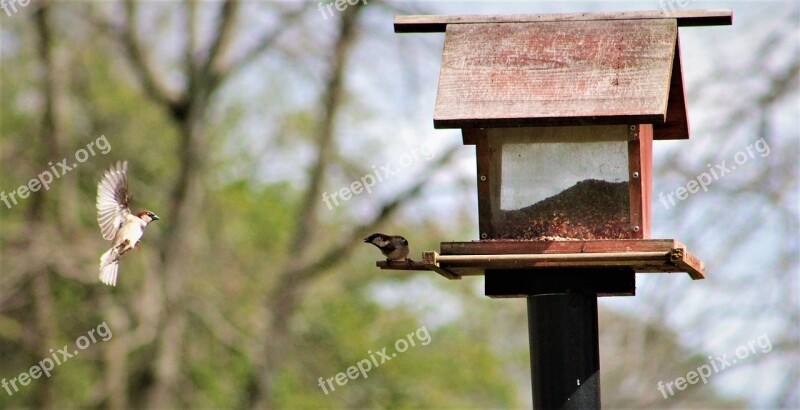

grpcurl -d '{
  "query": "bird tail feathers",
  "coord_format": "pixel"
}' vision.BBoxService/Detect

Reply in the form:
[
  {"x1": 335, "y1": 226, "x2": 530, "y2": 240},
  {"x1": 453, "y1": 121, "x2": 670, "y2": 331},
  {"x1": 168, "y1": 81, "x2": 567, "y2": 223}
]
[{"x1": 99, "y1": 248, "x2": 120, "y2": 286}]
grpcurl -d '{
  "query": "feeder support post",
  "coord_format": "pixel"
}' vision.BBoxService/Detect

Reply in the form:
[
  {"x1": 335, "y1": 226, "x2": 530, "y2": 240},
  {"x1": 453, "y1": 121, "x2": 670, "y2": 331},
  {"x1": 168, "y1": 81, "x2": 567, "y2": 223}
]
[{"x1": 528, "y1": 293, "x2": 601, "y2": 409}]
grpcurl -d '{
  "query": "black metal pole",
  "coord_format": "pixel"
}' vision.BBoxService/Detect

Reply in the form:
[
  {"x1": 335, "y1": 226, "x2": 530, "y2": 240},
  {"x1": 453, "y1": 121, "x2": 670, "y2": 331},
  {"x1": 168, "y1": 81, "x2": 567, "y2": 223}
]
[{"x1": 528, "y1": 293, "x2": 600, "y2": 409}]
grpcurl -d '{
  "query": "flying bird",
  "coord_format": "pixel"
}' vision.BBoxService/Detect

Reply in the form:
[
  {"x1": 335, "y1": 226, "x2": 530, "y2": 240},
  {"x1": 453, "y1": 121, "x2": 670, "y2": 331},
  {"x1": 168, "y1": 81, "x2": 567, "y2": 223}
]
[
  {"x1": 364, "y1": 233, "x2": 410, "y2": 261},
  {"x1": 96, "y1": 161, "x2": 159, "y2": 286}
]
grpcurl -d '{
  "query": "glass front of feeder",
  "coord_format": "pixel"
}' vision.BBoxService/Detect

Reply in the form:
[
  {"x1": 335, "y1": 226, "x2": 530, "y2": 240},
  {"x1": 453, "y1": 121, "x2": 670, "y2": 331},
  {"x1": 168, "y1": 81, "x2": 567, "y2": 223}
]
[{"x1": 488, "y1": 125, "x2": 632, "y2": 240}]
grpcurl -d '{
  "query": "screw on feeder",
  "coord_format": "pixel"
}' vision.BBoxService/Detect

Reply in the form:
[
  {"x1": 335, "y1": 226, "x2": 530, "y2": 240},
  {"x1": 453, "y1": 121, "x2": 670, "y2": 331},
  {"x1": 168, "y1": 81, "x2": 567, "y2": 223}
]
[
  {"x1": 480, "y1": 233, "x2": 488, "y2": 239},
  {"x1": 480, "y1": 175, "x2": 487, "y2": 182},
  {"x1": 628, "y1": 124, "x2": 639, "y2": 140},
  {"x1": 632, "y1": 226, "x2": 640, "y2": 232},
  {"x1": 632, "y1": 171, "x2": 639, "y2": 178}
]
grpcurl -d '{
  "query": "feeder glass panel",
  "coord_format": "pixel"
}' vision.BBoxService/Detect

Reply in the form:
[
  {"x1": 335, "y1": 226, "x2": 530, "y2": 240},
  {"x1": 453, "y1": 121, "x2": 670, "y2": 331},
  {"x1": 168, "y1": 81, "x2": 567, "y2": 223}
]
[{"x1": 488, "y1": 125, "x2": 631, "y2": 240}]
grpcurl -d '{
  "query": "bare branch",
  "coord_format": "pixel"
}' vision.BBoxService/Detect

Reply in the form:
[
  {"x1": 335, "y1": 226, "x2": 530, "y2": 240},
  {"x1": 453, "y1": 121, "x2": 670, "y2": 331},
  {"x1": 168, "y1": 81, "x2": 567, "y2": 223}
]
[
  {"x1": 119, "y1": 0, "x2": 181, "y2": 108},
  {"x1": 217, "y1": 4, "x2": 307, "y2": 84},
  {"x1": 270, "y1": 143, "x2": 461, "y2": 303},
  {"x1": 204, "y1": 0, "x2": 240, "y2": 90},
  {"x1": 187, "y1": 299, "x2": 260, "y2": 358},
  {"x1": 286, "y1": 5, "x2": 363, "y2": 257},
  {"x1": 184, "y1": 0, "x2": 199, "y2": 79},
  {"x1": 295, "y1": 145, "x2": 462, "y2": 283}
]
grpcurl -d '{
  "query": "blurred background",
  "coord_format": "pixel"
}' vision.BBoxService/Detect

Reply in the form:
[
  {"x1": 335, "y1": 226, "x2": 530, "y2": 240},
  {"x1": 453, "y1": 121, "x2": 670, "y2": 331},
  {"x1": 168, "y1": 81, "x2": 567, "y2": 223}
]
[{"x1": 0, "y1": 0, "x2": 797, "y2": 408}]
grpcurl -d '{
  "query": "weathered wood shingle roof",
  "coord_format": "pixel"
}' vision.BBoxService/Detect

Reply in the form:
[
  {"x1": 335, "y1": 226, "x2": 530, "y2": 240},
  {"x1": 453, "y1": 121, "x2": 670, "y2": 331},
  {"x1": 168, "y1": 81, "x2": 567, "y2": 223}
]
[{"x1": 396, "y1": 10, "x2": 733, "y2": 140}]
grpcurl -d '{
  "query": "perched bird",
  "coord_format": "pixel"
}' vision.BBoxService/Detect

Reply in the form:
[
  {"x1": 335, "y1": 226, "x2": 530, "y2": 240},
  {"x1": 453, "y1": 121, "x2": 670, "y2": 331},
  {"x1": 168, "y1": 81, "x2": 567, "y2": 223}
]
[
  {"x1": 96, "y1": 161, "x2": 159, "y2": 286},
  {"x1": 364, "y1": 233, "x2": 410, "y2": 261}
]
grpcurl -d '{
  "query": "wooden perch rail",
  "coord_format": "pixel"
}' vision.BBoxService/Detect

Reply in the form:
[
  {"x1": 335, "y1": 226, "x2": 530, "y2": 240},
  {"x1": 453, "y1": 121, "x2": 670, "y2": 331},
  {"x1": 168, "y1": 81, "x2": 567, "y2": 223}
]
[
  {"x1": 424, "y1": 250, "x2": 673, "y2": 264},
  {"x1": 376, "y1": 239, "x2": 705, "y2": 281}
]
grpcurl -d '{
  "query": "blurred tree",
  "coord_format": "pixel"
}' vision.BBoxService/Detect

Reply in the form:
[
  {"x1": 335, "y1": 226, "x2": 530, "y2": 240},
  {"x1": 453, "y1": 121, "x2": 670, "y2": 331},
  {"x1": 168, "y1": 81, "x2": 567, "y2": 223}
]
[
  {"x1": 3, "y1": 1, "x2": 482, "y2": 408},
  {"x1": 0, "y1": 1, "x2": 796, "y2": 409}
]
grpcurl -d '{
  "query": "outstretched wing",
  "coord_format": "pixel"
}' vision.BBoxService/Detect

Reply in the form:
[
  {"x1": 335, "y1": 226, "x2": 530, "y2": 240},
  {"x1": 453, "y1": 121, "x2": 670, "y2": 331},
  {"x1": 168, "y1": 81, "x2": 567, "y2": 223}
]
[{"x1": 96, "y1": 161, "x2": 131, "y2": 240}]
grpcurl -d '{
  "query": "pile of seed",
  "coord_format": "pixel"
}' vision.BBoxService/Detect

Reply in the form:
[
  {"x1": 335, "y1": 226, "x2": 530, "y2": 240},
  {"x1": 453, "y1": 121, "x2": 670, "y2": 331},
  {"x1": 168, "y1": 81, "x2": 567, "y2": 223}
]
[{"x1": 496, "y1": 179, "x2": 631, "y2": 240}]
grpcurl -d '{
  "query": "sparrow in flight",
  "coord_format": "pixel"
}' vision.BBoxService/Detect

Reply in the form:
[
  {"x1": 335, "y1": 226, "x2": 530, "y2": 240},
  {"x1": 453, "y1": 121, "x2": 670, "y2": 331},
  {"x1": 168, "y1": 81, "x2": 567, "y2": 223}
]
[
  {"x1": 96, "y1": 161, "x2": 159, "y2": 286},
  {"x1": 364, "y1": 233, "x2": 410, "y2": 261}
]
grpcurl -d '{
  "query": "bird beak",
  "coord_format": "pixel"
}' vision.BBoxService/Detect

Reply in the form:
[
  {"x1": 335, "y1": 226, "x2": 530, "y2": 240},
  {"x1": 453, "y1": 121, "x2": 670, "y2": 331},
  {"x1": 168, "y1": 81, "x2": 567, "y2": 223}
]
[{"x1": 152, "y1": 214, "x2": 160, "y2": 221}]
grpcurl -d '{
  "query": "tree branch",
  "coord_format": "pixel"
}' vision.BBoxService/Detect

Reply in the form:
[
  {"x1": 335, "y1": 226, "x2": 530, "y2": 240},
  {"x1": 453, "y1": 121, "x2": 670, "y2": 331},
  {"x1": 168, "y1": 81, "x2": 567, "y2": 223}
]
[
  {"x1": 286, "y1": 5, "x2": 362, "y2": 257},
  {"x1": 294, "y1": 145, "x2": 461, "y2": 284},
  {"x1": 216, "y1": 4, "x2": 307, "y2": 85},
  {"x1": 268, "y1": 143, "x2": 460, "y2": 316},
  {"x1": 183, "y1": 0, "x2": 199, "y2": 81},
  {"x1": 203, "y1": 0, "x2": 240, "y2": 90},
  {"x1": 120, "y1": 0, "x2": 181, "y2": 108}
]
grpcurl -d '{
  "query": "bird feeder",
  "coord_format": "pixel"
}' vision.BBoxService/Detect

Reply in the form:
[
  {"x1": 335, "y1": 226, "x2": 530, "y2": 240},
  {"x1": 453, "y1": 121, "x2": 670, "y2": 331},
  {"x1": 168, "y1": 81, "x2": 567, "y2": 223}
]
[
  {"x1": 378, "y1": 9, "x2": 731, "y2": 409},
  {"x1": 378, "y1": 9, "x2": 735, "y2": 288}
]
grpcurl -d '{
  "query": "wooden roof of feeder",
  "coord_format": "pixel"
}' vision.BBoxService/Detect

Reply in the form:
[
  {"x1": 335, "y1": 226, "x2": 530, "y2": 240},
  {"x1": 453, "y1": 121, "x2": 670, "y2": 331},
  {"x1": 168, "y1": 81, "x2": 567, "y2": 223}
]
[{"x1": 395, "y1": 9, "x2": 732, "y2": 140}]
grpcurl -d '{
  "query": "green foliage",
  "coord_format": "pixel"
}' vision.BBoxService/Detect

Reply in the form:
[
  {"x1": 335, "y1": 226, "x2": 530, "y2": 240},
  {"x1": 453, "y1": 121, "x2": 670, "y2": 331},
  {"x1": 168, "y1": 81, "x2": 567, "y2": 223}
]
[{"x1": 273, "y1": 275, "x2": 518, "y2": 408}]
